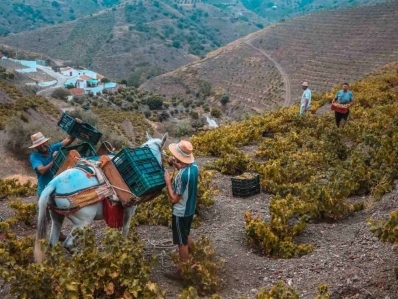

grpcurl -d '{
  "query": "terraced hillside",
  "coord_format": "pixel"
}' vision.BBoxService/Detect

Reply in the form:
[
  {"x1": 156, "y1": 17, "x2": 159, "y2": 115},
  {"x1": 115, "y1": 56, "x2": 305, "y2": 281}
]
[
  {"x1": 142, "y1": 1, "x2": 398, "y2": 117},
  {"x1": 0, "y1": 0, "x2": 265, "y2": 82}
]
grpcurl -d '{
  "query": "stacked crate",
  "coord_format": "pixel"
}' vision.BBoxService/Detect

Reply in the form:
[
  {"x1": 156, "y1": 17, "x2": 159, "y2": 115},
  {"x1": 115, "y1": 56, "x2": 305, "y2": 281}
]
[{"x1": 112, "y1": 147, "x2": 165, "y2": 197}]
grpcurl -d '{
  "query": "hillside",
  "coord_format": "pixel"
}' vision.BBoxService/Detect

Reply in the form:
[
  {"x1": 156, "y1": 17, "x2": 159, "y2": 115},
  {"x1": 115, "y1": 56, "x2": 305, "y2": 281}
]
[
  {"x1": 0, "y1": 0, "x2": 265, "y2": 83},
  {"x1": 141, "y1": 1, "x2": 398, "y2": 118},
  {"x1": 0, "y1": 0, "x2": 122, "y2": 36}
]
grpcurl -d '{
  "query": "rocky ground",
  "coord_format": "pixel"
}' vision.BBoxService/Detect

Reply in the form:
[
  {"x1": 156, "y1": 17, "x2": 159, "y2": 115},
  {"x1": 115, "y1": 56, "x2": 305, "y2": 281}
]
[{"x1": 1, "y1": 152, "x2": 398, "y2": 298}]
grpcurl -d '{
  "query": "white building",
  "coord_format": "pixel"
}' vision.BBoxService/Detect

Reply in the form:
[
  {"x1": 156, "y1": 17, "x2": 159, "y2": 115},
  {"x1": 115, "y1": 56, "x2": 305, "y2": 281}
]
[{"x1": 60, "y1": 67, "x2": 79, "y2": 77}]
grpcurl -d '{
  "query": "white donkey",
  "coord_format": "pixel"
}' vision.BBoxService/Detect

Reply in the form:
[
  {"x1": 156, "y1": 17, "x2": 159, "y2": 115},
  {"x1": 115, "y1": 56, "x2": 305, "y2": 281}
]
[{"x1": 35, "y1": 132, "x2": 167, "y2": 262}]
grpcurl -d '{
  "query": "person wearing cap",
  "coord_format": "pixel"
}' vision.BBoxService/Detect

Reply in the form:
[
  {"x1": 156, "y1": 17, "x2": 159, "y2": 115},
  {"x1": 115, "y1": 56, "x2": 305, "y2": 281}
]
[
  {"x1": 300, "y1": 81, "x2": 312, "y2": 115},
  {"x1": 333, "y1": 82, "x2": 354, "y2": 127},
  {"x1": 29, "y1": 131, "x2": 79, "y2": 197},
  {"x1": 164, "y1": 140, "x2": 199, "y2": 280}
]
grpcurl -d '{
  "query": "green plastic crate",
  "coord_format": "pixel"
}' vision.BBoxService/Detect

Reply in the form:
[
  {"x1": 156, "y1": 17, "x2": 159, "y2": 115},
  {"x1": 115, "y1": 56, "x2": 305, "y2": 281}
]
[
  {"x1": 51, "y1": 143, "x2": 97, "y2": 176},
  {"x1": 112, "y1": 147, "x2": 165, "y2": 197},
  {"x1": 57, "y1": 113, "x2": 102, "y2": 145}
]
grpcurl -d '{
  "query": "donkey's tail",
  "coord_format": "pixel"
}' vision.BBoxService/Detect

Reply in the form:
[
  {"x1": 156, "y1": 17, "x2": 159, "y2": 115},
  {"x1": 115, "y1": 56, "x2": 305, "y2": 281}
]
[{"x1": 34, "y1": 184, "x2": 55, "y2": 263}]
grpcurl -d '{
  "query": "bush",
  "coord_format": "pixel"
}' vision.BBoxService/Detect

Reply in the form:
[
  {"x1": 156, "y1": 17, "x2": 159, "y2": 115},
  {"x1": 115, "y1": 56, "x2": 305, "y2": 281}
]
[
  {"x1": 210, "y1": 108, "x2": 221, "y2": 118},
  {"x1": 1, "y1": 227, "x2": 166, "y2": 298},
  {"x1": 4, "y1": 118, "x2": 64, "y2": 160},
  {"x1": 220, "y1": 94, "x2": 229, "y2": 105},
  {"x1": 67, "y1": 109, "x2": 99, "y2": 126},
  {"x1": 51, "y1": 88, "x2": 70, "y2": 101},
  {"x1": 146, "y1": 97, "x2": 164, "y2": 110},
  {"x1": 172, "y1": 235, "x2": 224, "y2": 295},
  {"x1": 100, "y1": 127, "x2": 127, "y2": 150}
]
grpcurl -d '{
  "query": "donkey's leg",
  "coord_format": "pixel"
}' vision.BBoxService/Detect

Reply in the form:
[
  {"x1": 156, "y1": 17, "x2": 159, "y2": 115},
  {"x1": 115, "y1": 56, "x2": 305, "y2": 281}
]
[
  {"x1": 63, "y1": 205, "x2": 98, "y2": 251},
  {"x1": 49, "y1": 210, "x2": 65, "y2": 247},
  {"x1": 122, "y1": 205, "x2": 137, "y2": 237}
]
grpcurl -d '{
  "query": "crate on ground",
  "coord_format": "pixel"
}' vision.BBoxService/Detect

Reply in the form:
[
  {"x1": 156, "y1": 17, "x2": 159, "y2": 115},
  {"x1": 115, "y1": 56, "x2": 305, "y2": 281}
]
[
  {"x1": 57, "y1": 113, "x2": 102, "y2": 145},
  {"x1": 51, "y1": 143, "x2": 97, "y2": 175},
  {"x1": 231, "y1": 173, "x2": 260, "y2": 198},
  {"x1": 112, "y1": 147, "x2": 165, "y2": 197}
]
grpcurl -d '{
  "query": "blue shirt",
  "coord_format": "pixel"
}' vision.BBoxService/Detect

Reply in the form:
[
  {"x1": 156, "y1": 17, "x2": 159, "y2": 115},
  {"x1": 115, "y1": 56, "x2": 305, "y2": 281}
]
[
  {"x1": 173, "y1": 162, "x2": 199, "y2": 217},
  {"x1": 300, "y1": 89, "x2": 312, "y2": 115},
  {"x1": 335, "y1": 90, "x2": 354, "y2": 104},
  {"x1": 30, "y1": 142, "x2": 62, "y2": 196}
]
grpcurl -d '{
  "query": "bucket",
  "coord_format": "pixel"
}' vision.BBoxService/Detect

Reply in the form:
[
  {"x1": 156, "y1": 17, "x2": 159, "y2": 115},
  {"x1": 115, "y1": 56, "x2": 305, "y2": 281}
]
[{"x1": 103, "y1": 198, "x2": 124, "y2": 228}]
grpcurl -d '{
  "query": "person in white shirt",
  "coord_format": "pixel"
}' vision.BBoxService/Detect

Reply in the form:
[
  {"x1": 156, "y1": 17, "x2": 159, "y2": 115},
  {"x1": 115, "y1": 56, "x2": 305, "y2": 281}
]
[{"x1": 300, "y1": 81, "x2": 311, "y2": 115}]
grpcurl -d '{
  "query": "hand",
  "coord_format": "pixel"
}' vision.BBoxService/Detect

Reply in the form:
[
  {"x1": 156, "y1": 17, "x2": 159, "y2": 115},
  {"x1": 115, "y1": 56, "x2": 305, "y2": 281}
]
[
  {"x1": 164, "y1": 171, "x2": 172, "y2": 185},
  {"x1": 75, "y1": 118, "x2": 82, "y2": 124}
]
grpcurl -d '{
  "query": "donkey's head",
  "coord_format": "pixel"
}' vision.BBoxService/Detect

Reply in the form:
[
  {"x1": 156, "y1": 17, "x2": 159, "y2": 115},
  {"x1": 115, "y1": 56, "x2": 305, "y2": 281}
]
[{"x1": 142, "y1": 132, "x2": 168, "y2": 166}]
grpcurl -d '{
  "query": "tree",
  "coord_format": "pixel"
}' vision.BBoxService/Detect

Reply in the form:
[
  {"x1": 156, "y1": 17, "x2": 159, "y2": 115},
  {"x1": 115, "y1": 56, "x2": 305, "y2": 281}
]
[
  {"x1": 220, "y1": 94, "x2": 230, "y2": 105},
  {"x1": 146, "y1": 97, "x2": 163, "y2": 110},
  {"x1": 172, "y1": 40, "x2": 181, "y2": 49},
  {"x1": 101, "y1": 77, "x2": 110, "y2": 83},
  {"x1": 210, "y1": 108, "x2": 221, "y2": 118}
]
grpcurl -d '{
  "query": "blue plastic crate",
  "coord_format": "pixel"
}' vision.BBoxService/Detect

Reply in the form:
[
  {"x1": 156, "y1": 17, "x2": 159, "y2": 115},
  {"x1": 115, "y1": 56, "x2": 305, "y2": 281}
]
[{"x1": 112, "y1": 147, "x2": 165, "y2": 197}]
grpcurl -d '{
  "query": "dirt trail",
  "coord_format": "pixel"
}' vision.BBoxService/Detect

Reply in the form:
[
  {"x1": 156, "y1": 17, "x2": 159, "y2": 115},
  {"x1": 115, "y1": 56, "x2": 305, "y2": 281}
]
[{"x1": 245, "y1": 39, "x2": 291, "y2": 107}]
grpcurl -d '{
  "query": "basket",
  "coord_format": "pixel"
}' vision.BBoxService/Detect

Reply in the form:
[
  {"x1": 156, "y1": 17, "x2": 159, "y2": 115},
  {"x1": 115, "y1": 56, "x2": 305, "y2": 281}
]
[
  {"x1": 112, "y1": 147, "x2": 165, "y2": 197},
  {"x1": 103, "y1": 199, "x2": 124, "y2": 228},
  {"x1": 231, "y1": 173, "x2": 260, "y2": 198},
  {"x1": 57, "y1": 113, "x2": 102, "y2": 145},
  {"x1": 51, "y1": 143, "x2": 97, "y2": 175}
]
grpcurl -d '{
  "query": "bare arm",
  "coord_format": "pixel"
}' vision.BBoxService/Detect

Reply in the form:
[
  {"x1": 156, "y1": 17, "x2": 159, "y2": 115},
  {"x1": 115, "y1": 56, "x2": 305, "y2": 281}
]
[
  {"x1": 164, "y1": 171, "x2": 182, "y2": 204},
  {"x1": 61, "y1": 135, "x2": 76, "y2": 147},
  {"x1": 36, "y1": 161, "x2": 54, "y2": 175}
]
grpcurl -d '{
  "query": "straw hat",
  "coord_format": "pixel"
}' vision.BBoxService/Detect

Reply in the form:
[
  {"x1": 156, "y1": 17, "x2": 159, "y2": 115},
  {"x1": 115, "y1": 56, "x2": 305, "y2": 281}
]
[
  {"x1": 29, "y1": 132, "x2": 50, "y2": 149},
  {"x1": 302, "y1": 81, "x2": 309, "y2": 87},
  {"x1": 168, "y1": 140, "x2": 194, "y2": 164}
]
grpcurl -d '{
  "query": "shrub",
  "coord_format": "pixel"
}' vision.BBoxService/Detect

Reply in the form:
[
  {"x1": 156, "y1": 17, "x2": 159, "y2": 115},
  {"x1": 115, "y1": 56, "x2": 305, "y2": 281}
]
[
  {"x1": 172, "y1": 235, "x2": 224, "y2": 295},
  {"x1": 0, "y1": 178, "x2": 36, "y2": 199},
  {"x1": 1, "y1": 227, "x2": 166, "y2": 298},
  {"x1": 51, "y1": 88, "x2": 70, "y2": 101},
  {"x1": 210, "y1": 108, "x2": 221, "y2": 118},
  {"x1": 8, "y1": 199, "x2": 37, "y2": 226},
  {"x1": 67, "y1": 109, "x2": 99, "y2": 126},
  {"x1": 4, "y1": 118, "x2": 64, "y2": 160},
  {"x1": 220, "y1": 94, "x2": 230, "y2": 105}
]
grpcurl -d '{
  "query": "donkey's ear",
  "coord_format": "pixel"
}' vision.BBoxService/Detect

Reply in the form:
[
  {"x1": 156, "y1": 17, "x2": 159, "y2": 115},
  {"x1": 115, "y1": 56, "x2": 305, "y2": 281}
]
[
  {"x1": 146, "y1": 131, "x2": 153, "y2": 140},
  {"x1": 161, "y1": 132, "x2": 168, "y2": 147}
]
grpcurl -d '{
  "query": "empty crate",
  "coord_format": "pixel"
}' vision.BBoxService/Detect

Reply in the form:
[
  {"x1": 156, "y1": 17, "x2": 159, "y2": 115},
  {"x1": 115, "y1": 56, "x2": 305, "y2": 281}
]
[
  {"x1": 231, "y1": 173, "x2": 260, "y2": 198},
  {"x1": 112, "y1": 147, "x2": 165, "y2": 197},
  {"x1": 57, "y1": 113, "x2": 102, "y2": 145},
  {"x1": 51, "y1": 143, "x2": 97, "y2": 175}
]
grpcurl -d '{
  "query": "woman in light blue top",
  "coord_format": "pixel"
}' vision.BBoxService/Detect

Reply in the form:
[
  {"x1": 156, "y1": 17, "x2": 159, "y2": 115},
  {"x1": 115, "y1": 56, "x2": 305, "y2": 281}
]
[{"x1": 333, "y1": 83, "x2": 354, "y2": 127}]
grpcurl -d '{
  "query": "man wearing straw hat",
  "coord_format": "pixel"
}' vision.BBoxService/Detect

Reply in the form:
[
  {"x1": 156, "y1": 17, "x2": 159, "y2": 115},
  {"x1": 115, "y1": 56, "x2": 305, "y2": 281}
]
[
  {"x1": 164, "y1": 140, "x2": 199, "y2": 280},
  {"x1": 300, "y1": 81, "x2": 311, "y2": 115},
  {"x1": 29, "y1": 131, "x2": 79, "y2": 197}
]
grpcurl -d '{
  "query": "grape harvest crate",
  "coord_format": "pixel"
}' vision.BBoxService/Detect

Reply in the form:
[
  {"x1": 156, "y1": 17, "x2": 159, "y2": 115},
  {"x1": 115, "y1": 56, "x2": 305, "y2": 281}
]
[
  {"x1": 57, "y1": 113, "x2": 102, "y2": 145},
  {"x1": 231, "y1": 173, "x2": 260, "y2": 198},
  {"x1": 51, "y1": 143, "x2": 97, "y2": 176},
  {"x1": 112, "y1": 147, "x2": 165, "y2": 197}
]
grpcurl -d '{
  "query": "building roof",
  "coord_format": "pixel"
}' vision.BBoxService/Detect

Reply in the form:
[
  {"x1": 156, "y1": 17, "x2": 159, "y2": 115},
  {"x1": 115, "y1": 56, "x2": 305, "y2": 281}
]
[
  {"x1": 69, "y1": 88, "x2": 85, "y2": 96},
  {"x1": 104, "y1": 82, "x2": 117, "y2": 89},
  {"x1": 96, "y1": 73, "x2": 105, "y2": 80},
  {"x1": 60, "y1": 67, "x2": 74, "y2": 71},
  {"x1": 78, "y1": 75, "x2": 92, "y2": 81}
]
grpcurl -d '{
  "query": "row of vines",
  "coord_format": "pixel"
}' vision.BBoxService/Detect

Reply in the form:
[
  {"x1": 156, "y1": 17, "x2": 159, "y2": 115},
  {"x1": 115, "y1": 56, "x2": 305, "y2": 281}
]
[{"x1": 192, "y1": 68, "x2": 398, "y2": 258}]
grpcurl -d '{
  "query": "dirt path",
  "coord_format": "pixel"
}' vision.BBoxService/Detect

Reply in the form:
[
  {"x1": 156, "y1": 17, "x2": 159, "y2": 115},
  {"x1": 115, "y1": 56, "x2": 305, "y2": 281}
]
[{"x1": 244, "y1": 39, "x2": 291, "y2": 107}]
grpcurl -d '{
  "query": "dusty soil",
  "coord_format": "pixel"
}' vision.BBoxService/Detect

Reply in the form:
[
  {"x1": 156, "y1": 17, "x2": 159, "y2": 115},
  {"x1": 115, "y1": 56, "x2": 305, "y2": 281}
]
[{"x1": 1, "y1": 153, "x2": 398, "y2": 298}]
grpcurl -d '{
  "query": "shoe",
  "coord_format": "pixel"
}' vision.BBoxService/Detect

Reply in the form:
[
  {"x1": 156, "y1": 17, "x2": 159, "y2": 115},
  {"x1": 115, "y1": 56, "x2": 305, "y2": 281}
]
[
  {"x1": 163, "y1": 269, "x2": 182, "y2": 281},
  {"x1": 59, "y1": 233, "x2": 67, "y2": 241}
]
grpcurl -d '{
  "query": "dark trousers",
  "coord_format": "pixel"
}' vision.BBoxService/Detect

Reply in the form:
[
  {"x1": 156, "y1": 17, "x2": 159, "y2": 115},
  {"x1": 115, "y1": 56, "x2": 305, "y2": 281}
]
[{"x1": 335, "y1": 110, "x2": 350, "y2": 127}]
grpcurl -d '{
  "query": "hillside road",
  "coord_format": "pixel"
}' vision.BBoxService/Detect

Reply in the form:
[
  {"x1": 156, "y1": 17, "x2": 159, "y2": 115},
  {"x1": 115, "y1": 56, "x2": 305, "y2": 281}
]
[
  {"x1": 36, "y1": 65, "x2": 68, "y2": 96},
  {"x1": 244, "y1": 39, "x2": 291, "y2": 107}
]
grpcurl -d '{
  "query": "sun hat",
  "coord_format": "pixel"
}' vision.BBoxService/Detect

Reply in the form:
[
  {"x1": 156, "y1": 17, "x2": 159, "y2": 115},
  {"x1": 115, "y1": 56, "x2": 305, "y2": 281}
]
[
  {"x1": 29, "y1": 132, "x2": 50, "y2": 149},
  {"x1": 302, "y1": 81, "x2": 309, "y2": 87},
  {"x1": 168, "y1": 140, "x2": 195, "y2": 164}
]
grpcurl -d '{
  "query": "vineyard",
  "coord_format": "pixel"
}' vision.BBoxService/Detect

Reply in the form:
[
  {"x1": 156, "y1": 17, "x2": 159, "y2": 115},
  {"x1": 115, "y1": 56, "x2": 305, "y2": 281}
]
[
  {"x1": 2, "y1": 63, "x2": 398, "y2": 297},
  {"x1": 142, "y1": 1, "x2": 398, "y2": 118},
  {"x1": 142, "y1": 41, "x2": 285, "y2": 119}
]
